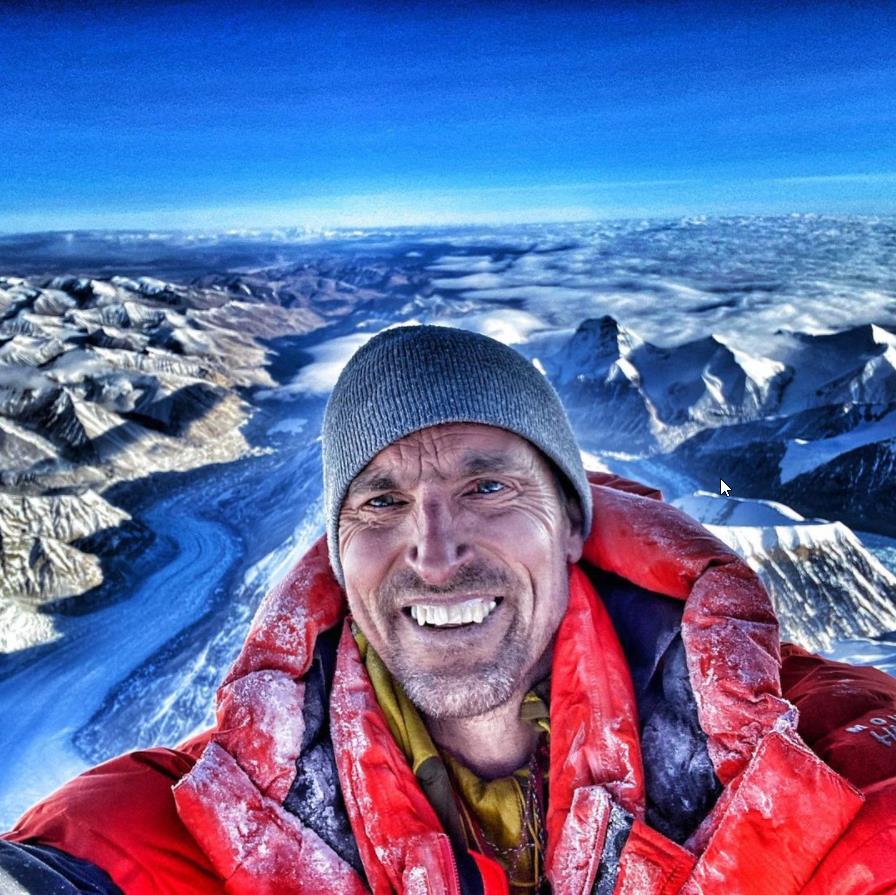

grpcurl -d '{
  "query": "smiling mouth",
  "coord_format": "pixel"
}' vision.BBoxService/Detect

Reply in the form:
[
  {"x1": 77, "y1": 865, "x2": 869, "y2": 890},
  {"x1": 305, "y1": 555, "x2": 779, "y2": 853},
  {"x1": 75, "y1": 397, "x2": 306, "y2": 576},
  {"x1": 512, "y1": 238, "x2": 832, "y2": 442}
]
[{"x1": 403, "y1": 597, "x2": 503, "y2": 628}]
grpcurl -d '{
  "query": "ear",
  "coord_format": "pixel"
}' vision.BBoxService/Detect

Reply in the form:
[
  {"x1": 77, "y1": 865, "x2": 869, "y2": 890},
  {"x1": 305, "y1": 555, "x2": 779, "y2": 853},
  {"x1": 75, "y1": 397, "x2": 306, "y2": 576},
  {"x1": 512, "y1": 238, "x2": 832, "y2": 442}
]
[{"x1": 564, "y1": 500, "x2": 585, "y2": 564}]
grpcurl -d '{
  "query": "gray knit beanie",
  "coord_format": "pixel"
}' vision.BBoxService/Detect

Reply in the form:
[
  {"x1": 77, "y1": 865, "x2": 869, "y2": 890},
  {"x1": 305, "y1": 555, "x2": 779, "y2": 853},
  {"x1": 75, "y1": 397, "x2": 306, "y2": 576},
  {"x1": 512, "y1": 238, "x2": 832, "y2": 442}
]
[{"x1": 322, "y1": 325, "x2": 592, "y2": 583}]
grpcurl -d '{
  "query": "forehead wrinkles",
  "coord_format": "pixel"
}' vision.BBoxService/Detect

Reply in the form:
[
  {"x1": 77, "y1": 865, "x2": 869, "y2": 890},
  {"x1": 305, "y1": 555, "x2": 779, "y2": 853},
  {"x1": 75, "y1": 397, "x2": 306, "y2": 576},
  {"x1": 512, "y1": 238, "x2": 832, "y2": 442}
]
[
  {"x1": 393, "y1": 429, "x2": 445, "y2": 480},
  {"x1": 368, "y1": 427, "x2": 537, "y2": 488}
]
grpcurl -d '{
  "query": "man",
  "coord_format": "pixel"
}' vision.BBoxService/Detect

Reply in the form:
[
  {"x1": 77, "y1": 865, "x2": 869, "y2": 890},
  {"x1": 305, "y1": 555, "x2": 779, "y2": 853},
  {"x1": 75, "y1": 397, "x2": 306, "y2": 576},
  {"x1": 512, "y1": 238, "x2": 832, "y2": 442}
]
[{"x1": 2, "y1": 324, "x2": 896, "y2": 894}]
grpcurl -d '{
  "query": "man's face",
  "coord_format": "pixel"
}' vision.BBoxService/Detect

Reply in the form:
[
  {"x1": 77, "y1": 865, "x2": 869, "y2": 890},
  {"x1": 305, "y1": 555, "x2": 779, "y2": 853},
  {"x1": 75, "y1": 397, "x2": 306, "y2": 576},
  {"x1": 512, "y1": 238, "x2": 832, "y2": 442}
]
[{"x1": 338, "y1": 423, "x2": 584, "y2": 720}]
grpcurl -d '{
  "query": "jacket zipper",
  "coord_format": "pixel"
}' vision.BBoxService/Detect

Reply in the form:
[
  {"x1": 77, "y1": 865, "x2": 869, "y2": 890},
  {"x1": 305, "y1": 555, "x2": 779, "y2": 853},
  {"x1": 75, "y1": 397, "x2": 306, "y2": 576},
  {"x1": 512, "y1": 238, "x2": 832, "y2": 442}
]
[{"x1": 440, "y1": 835, "x2": 463, "y2": 895}]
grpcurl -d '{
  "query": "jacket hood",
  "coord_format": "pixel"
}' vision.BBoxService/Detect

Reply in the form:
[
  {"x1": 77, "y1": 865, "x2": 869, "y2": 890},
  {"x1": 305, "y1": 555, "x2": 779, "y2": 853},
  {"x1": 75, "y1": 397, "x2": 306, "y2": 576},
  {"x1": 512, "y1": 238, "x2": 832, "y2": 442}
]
[{"x1": 172, "y1": 473, "x2": 864, "y2": 894}]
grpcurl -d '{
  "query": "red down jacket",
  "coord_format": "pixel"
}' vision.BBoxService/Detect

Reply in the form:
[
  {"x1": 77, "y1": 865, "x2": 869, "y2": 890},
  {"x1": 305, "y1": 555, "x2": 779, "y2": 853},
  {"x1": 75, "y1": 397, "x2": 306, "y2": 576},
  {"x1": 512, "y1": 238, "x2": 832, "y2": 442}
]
[{"x1": 4, "y1": 474, "x2": 896, "y2": 894}]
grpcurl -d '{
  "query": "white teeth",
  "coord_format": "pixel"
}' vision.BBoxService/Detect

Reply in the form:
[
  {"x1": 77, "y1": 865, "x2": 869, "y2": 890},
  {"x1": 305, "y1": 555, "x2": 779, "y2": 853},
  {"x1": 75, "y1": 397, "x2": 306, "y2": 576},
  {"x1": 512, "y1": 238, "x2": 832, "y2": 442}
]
[{"x1": 409, "y1": 598, "x2": 499, "y2": 627}]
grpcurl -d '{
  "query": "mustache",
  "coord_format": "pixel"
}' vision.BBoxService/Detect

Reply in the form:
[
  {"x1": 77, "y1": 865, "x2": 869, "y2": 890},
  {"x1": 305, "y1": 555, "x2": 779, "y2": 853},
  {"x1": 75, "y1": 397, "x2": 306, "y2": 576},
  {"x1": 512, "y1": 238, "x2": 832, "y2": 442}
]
[{"x1": 379, "y1": 560, "x2": 515, "y2": 608}]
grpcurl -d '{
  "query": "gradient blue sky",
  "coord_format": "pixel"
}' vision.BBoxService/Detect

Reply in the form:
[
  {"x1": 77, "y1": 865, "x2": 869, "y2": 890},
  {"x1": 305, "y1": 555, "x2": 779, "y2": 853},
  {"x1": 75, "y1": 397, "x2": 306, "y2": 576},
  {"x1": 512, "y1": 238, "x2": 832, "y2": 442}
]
[{"x1": 2, "y1": 1, "x2": 895, "y2": 231}]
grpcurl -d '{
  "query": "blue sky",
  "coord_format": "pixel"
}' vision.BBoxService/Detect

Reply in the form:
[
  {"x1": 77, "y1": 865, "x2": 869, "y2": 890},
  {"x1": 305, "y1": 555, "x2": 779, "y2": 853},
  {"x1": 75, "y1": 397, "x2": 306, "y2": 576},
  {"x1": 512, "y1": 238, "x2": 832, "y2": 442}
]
[{"x1": 1, "y1": 1, "x2": 895, "y2": 231}]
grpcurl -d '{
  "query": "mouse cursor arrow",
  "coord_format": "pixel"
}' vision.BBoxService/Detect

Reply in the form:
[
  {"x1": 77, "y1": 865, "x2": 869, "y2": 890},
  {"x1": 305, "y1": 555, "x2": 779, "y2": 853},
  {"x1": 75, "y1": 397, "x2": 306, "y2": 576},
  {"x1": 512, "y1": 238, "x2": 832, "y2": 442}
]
[{"x1": 720, "y1": 480, "x2": 732, "y2": 497}]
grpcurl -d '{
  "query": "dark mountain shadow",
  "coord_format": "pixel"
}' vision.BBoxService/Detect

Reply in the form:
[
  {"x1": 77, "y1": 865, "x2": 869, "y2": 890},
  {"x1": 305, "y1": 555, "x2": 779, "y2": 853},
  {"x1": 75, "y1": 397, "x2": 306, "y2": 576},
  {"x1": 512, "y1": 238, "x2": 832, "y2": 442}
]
[{"x1": 119, "y1": 382, "x2": 226, "y2": 437}]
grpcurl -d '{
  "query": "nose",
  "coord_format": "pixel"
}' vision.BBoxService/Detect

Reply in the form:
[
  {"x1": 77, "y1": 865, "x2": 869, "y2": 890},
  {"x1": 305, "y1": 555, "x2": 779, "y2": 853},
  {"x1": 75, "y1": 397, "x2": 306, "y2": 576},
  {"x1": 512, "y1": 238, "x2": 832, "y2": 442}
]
[{"x1": 405, "y1": 496, "x2": 470, "y2": 585}]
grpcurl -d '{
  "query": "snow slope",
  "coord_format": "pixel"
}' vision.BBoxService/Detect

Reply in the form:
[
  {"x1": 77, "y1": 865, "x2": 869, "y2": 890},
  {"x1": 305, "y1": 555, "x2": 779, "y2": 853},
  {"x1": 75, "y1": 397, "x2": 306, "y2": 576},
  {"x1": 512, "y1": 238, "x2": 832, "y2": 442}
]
[{"x1": 673, "y1": 492, "x2": 896, "y2": 651}]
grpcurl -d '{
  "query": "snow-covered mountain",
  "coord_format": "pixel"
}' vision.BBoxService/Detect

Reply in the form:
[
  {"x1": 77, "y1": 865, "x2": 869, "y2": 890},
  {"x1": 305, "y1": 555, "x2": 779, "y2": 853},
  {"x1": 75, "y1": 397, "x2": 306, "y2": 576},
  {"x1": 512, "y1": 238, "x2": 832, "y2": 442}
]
[
  {"x1": 670, "y1": 405, "x2": 896, "y2": 538},
  {"x1": 0, "y1": 272, "x2": 333, "y2": 624},
  {"x1": 672, "y1": 493, "x2": 896, "y2": 651},
  {"x1": 549, "y1": 315, "x2": 896, "y2": 535},
  {"x1": 777, "y1": 324, "x2": 896, "y2": 412},
  {"x1": 0, "y1": 491, "x2": 132, "y2": 605},
  {"x1": 549, "y1": 316, "x2": 792, "y2": 451}
]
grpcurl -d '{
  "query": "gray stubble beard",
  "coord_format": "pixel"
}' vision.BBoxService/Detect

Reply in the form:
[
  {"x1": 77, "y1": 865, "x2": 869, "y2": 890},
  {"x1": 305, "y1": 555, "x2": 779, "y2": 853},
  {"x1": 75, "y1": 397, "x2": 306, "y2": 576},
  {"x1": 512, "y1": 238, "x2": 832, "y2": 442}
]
[
  {"x1": 375, "y1": 561, "x2": 532, "y2": 720},
  {"x1": 392, "y1": 621, "x2": 531, "y2": 720}
]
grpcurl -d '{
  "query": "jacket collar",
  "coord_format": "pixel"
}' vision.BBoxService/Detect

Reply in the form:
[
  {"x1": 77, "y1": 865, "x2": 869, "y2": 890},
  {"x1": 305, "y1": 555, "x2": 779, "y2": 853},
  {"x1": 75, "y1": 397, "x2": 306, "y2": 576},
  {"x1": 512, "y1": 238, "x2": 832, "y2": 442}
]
[
  {"x1": 583, "y1": 476, "x2": 793, "y2": 784},
  {"x1": 174, "y1": 479, "x2": 864, "y2": 893}
]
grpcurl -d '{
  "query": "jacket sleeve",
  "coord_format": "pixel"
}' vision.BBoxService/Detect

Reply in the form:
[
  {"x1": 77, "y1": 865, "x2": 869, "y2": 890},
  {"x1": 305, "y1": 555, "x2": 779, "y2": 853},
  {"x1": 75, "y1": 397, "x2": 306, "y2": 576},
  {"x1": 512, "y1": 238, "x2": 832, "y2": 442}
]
[
  {"x1": 799, "y1": 780, "x2": 896, "y2": 895},
  {"x1": 782, "y1": 646, "x2": 896, "y2": 893},
  {"x1": 0, "y1": 840, "x2": 124, "y2": 894},
  {"x1": 781, "y1": 644, "x2": 896, "y2": 790},
  {"x1": 2, "y1": 748, "x2": 223, "y2": 895}
]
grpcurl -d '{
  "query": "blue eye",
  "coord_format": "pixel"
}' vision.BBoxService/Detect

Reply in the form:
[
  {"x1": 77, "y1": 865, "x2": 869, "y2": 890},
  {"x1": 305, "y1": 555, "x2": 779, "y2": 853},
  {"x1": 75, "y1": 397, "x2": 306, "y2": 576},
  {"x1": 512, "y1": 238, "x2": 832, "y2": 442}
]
[
  {"x1": 367, "y1": 494, "x2": 397, "y2": 508},
  {"x1": 474, "y1": 480, "x2": 505, "y2": 494}
]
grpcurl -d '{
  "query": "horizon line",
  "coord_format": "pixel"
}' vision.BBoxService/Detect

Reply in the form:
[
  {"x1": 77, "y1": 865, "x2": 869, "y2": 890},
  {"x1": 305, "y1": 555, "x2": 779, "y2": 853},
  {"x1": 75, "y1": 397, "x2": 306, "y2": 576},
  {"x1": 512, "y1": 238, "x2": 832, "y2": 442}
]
[
  {"x1": 3, "y1": 209, "x2": 896, "y2": 239},
  {"x1": 2, "y1": 171, "x2": 895, "y2": 234}
]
